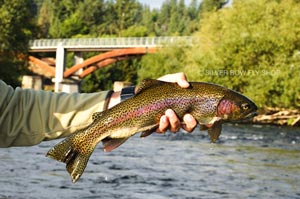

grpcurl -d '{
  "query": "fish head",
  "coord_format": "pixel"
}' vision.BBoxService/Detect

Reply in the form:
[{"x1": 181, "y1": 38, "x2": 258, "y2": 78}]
[{"x1": 217, "y1": 90, "x2": 257, "y2": 121}]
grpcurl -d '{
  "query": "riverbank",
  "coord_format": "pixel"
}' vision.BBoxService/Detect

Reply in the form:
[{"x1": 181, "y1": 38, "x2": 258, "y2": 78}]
[{"x1": 253, "y1": 107, "x2": 300, "y2": 126}]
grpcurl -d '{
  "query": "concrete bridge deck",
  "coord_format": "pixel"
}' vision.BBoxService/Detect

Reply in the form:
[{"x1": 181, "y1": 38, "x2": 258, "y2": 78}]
[{"x1": 29, "y1": 36, "x2": 195, "y2": 52}]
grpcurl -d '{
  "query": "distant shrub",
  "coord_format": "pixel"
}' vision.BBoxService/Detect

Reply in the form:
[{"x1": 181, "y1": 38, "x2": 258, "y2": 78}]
[{"x1": 184, "y1": 0, "x2": 300, "y2": 108}]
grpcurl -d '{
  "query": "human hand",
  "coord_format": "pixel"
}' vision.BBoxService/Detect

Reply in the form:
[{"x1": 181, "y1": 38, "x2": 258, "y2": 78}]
[{"x1": 156, "y1": 72, "x2": 197, "y2": 133}]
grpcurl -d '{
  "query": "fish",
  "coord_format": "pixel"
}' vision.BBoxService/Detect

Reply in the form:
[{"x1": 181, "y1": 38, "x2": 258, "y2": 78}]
[{"x1": 46, "y1": 79, "x2": 257, "y2": 182}]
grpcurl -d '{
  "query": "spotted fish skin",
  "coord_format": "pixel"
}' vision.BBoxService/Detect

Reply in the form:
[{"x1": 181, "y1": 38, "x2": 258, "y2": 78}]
[{"x1": 46, "y1": 79, "x2": 257, "y2": 182}]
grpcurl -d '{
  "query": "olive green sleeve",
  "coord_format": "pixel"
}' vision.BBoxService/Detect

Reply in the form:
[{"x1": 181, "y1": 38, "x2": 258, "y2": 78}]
[{"x1": 0, "y1": 80, "x2": 112, "y2": 147}]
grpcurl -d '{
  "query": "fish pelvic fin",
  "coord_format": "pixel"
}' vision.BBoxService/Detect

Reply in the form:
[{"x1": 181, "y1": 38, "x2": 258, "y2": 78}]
[
  {"x1": 140, "y1": 130, "x2": 154, "y2": 138},
  {"x1": 102, "y1": 137, "x2": 129, "y2": 152},
  {"x1": 208, "y1": 120, "x2": 223, "y2": 143},
  {"x1": 46, "y1": 135, "x2": 94, "y2": 183}
]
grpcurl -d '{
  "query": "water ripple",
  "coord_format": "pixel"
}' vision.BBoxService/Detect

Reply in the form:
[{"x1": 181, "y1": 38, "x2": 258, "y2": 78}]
[{"x1": 0, "y1": 124, "x2": 299, "y2": 199}]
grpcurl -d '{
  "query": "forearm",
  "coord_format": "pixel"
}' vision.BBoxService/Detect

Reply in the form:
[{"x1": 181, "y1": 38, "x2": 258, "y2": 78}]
[{"x1": 0, "y1": 80, "x2": 112, "y2": 147}]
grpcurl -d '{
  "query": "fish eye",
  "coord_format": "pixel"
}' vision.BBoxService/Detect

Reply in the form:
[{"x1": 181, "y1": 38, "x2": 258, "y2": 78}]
[{"x1": 241, "y1": 103, "x2": 250, "y2": 110}]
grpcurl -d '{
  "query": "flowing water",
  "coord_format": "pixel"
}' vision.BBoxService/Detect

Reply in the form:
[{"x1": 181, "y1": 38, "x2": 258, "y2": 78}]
[{"x1": 0, "y1": 124, "x2": 299, "y2": 199}]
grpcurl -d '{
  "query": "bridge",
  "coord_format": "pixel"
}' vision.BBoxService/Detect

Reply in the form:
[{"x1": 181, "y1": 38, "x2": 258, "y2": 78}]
[
  {"x1": 29, "y1": 36, "x2": 194, "y2": 52},
  {"x1": 28, "y1": 36, "x2": 195, "y2": 92}
]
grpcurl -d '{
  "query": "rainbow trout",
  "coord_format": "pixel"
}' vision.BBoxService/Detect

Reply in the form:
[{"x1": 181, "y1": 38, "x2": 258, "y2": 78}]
[{"x1": 47, "y1": 79, "x2": 257, "y2": 182}]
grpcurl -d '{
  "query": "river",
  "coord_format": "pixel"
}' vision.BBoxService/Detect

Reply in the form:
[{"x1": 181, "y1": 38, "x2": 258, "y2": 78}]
[{"x1": 0, "y1": 124, "x2": 299, "y2": 199}]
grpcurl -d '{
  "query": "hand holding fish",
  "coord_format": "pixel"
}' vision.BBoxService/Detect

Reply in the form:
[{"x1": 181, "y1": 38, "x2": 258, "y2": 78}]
[
  {"x1": 108, "y1": 72, "x2": 197, "y2": 134},
  {"x1": 156, "y1": 72, "x2": 197, "y2": 133}
]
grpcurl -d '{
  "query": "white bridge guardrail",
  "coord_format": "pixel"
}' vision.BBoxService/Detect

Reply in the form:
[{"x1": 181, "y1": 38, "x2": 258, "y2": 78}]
[{"x1": 29, "y1": 36, "x2": 196, "y2": 51}]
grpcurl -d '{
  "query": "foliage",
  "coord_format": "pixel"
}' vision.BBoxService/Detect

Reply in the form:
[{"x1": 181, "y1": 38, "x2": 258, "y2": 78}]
[
  {"x1": 138, "y1": 43, "x2": 189, "y2": 82},
  {"x1": 1, "y1": 0, "x2": 203, "y2": 89},
  {"x1": 199, "y1": 0, "x2": 229, "y2": 13},
  {"x1": 36, "y1": 0, "x2": 201, "y2": 38},
  {"x1": 0, "y1": 0, "x2": 36, "y2": 86},
  {"x1": 37, "y1": 0, "x2": 106, "y2": 38},
  {"x1": 81, "y1": 59, "x2": 140, "y2": 92},
  {"x1": 153, "y1": 0, "x2": 201, "y2": 36},
  {"x1": 184, "y1": 0, "x2": 300, "y2": 108}
]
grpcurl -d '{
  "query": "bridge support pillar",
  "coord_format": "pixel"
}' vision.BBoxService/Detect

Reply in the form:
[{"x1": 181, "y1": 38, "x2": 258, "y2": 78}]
[
  {"x1": 74, "y1": 52, "x2": 84, "y2": 75},
  {"x1": 54, "y1": 43, "x2": 66, "y2": 92}
]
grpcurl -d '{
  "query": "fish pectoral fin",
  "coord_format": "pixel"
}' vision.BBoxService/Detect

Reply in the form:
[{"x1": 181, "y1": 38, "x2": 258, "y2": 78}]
[
  {"x1": 207, "y1": 120, "x2": 223, "y2": 143},
  {"x1": 140, "y1": 124, "x2": 159, "y2": 138},
  {"x1": 200, "y1": 125, "x2": 209, "y2": 131},
  {"x1": 102, "y1": 137, "x2": 129, "y2": 152},
  {"x1": 140, "y1": 130, "x2": 154, "y2": 138}
]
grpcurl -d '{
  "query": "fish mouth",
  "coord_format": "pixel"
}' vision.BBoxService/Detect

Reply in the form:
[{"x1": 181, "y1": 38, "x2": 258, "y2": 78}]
[
  {"x1": 234, "y1": 111, "x2": 257, "y2": 123},
  {"x1": 244, "y1": 111, "x2": 258, "y2": 119}
]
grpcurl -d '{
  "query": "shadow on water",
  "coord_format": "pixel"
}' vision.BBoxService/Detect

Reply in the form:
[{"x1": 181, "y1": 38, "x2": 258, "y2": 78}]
[{"x1": 0, "y1": 124, "x2": 299, "y2": 199}]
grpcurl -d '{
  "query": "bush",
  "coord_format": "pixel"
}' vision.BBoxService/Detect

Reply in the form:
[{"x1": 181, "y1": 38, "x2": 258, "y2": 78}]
[{"x1": 184, "y1": 0, "x2": 300, "y2": 108}]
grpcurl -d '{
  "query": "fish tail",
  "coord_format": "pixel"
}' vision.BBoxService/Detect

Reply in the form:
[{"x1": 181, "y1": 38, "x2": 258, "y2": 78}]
[{"x1": 46, "y1": 135, "x2": 94, "y2": 183}]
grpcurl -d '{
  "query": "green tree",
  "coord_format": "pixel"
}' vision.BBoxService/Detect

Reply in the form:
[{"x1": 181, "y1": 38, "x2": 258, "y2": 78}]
[
  {"x1": 185, "y1": 0, "x2": 300, "y2": 108},
  {"x1": 140, "y1": 5, "x2": 158, "y2": 36},
  {"x1": 81, "y1": 59, "x2": 140, "y2": 92},
  {"x1": 115, "y1": 0, "x2": 143, "y2": 37},
  {"x1": 122, "y1": 25, "x2": 148, "y2": 37},
  {"x1": 199, "y1": 0, "x2": 228, "y2": 13},
  {"x1": 154, "y1": 0, "x2": 200, "y2": 36},
  {"x1": 0, "y1": 0, "x2": 36, "y2": 87},
  {"x1": 138, "y1": 43, "x2": 190, "y2": 81},
  {"x1": 38, "y1": 0, "x2": 105, "y2": 38}
]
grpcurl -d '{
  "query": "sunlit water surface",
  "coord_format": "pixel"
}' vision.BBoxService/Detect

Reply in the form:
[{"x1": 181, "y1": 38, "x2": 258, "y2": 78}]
[{"x1": 0, "y1": 124, "x2": 299, "y2": 199}]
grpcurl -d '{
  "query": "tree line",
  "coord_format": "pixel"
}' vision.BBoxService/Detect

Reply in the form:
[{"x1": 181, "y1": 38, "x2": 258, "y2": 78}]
[
  {"x1": 0, "y1": 0, "x2": 211, "y2": 87},
  {"x1": 139, "y1": 0, "x2": 300, "y2": 109},
  {"x1": 37, "y1": 0, "x2": 202, "y2": 38},
  {"x1": 0, "y1": 0, "x2": 299, "y2": 109}
]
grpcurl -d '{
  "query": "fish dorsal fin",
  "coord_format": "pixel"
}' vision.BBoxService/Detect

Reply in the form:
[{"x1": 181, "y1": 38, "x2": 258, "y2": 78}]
[
  {"x1": 208, "y1": 120, "x2": 223, "y2": 143},
  {"x1": 92, "y1": 111, "x2": 104, "y2": 121},
  {"x1": 136, "y1": 79, "x2": 164, "y2": 94}
]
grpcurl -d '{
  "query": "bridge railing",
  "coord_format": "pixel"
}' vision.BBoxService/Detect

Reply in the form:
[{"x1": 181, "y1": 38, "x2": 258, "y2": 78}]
[{"x1": 29, "y1": 36, "x2": 196, "y2": 51}]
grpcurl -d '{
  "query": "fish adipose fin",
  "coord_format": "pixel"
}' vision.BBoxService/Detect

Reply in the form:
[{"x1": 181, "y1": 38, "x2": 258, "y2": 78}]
[
  {"x1": 46, "y1": 134, "x2": 94, "y2": 183},
  {"x1": 102, "y1": 137, "x2": 129, "y2": 152},
  {"x1": 208, "y1": 120, "x2": 223, "y2": 143}
]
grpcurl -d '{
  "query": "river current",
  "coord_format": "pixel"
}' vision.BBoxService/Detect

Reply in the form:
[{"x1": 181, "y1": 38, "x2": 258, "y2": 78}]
[{"x1": 0, "y1": 124, "x2": 299, "y2": 199}]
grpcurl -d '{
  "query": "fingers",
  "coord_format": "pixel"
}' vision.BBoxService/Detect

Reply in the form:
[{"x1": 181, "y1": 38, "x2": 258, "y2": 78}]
[
  {"x1": 166, "y1": 109, "x2": 181, "y2": 133},
  {"x1": 182, "y1": 114, "x2": 197, "y2": 133},
  {"x1": 157, "y1": 72, "x2": 190, "y2": 88},
  {"x1": 156, "y1": 110, "x2": 197, "y2": 134},
  {"x1": 176, "y1": 72, "x2": 190, "y2": 88},
  {"x1": 156, "y1": 109, "x2": 180, "y2": 133},
  {"x1": 156, "y1": 115, "x2": 169, "y2": 133}
]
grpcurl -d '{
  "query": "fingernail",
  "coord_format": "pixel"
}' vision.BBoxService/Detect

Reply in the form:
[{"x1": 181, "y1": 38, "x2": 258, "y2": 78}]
[
  {"x1": 165, "y1": 109, "x2": 174, "y2": 116},
  {"x1": 163, "y1": 117, "x2": 168, "y2": 123},
  {"x1": 184, "y1": 114, "x2": 193, "y2": 122}
]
